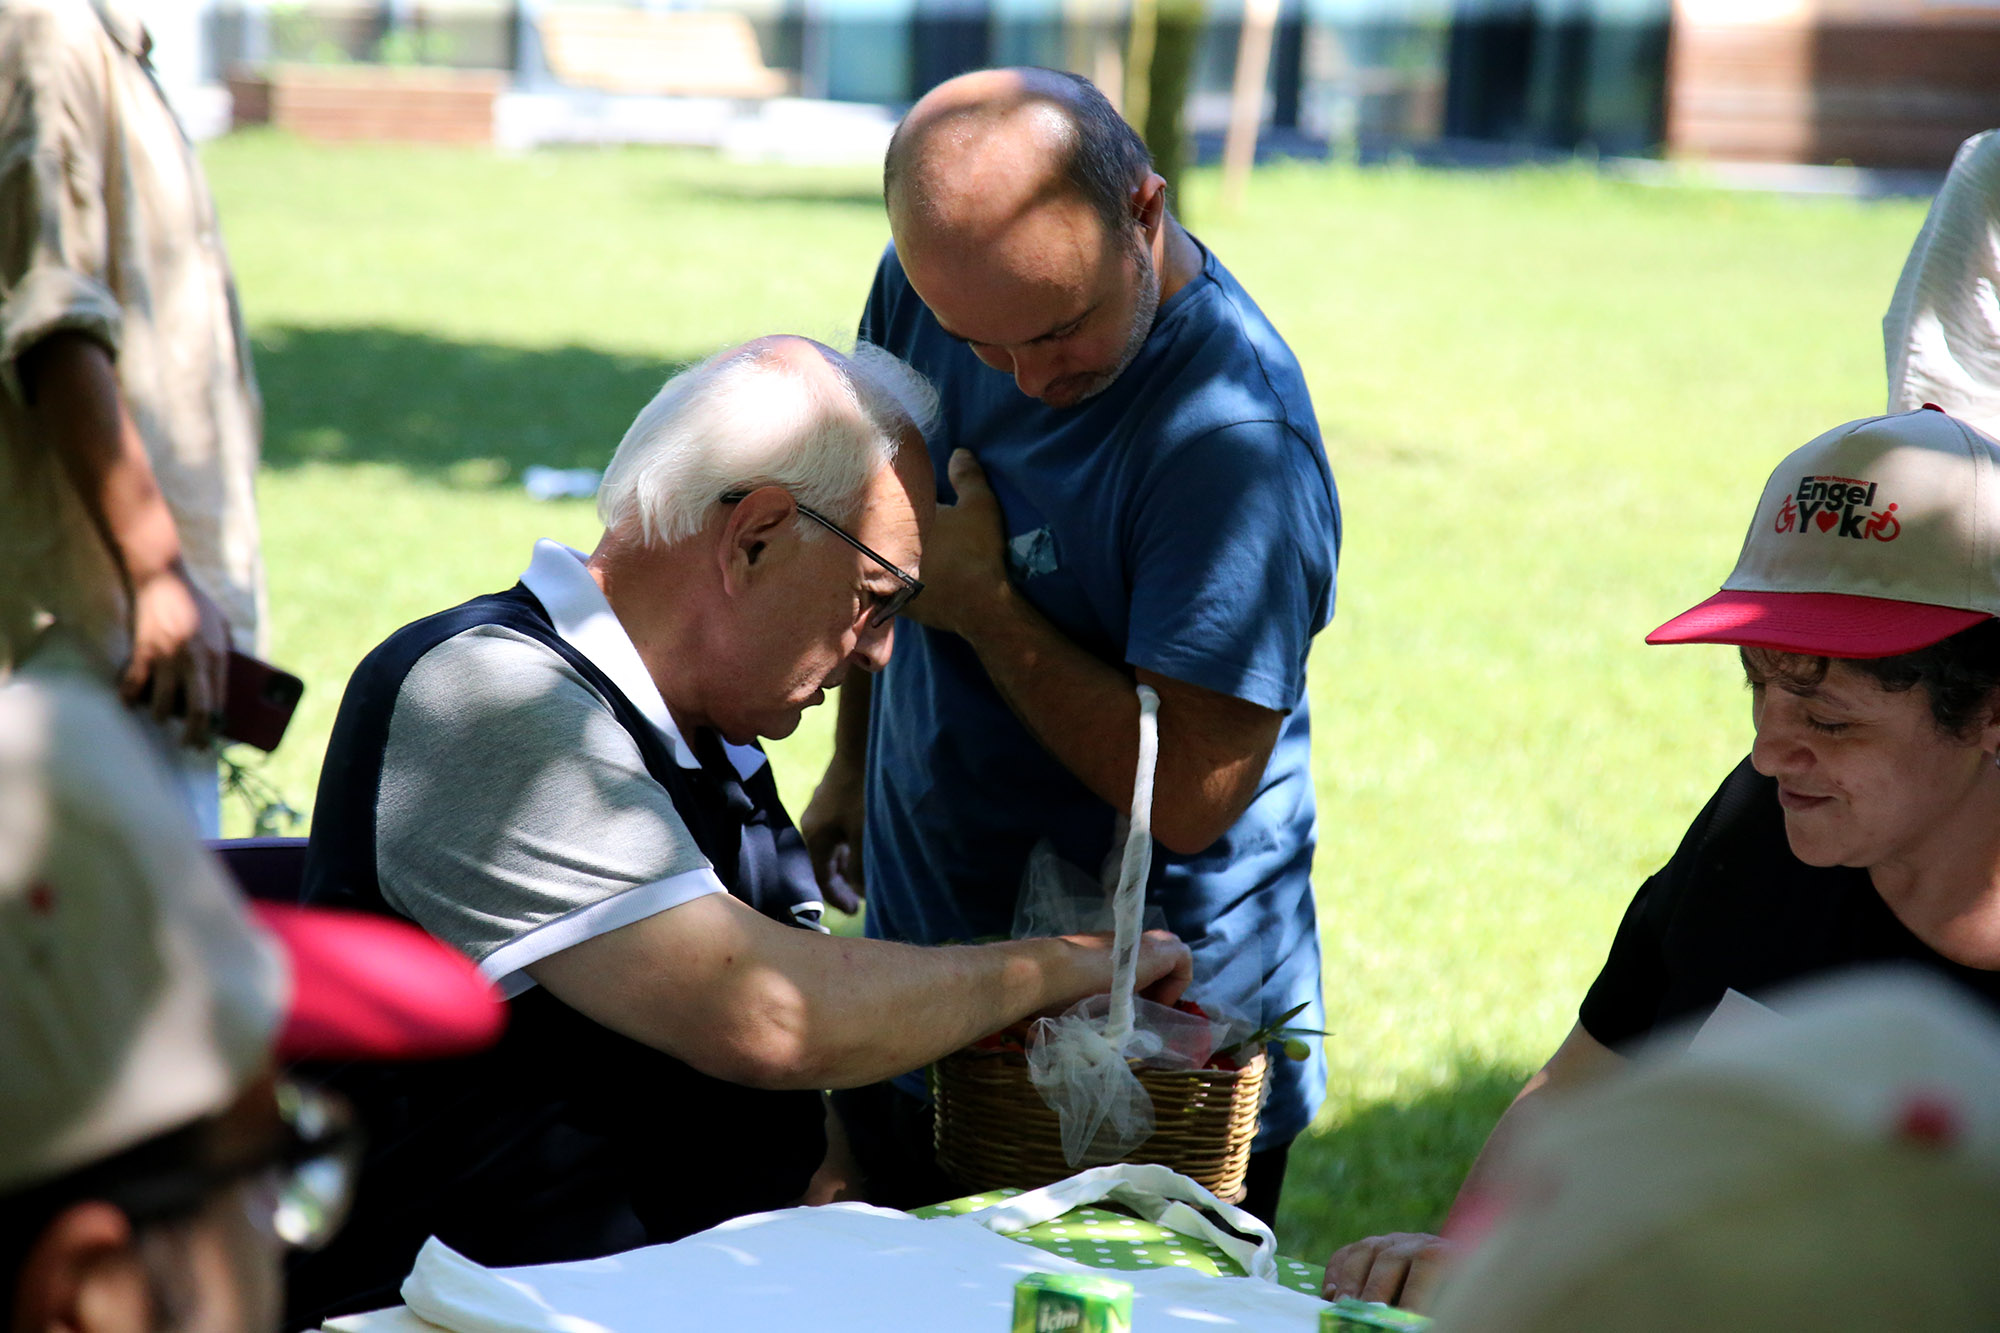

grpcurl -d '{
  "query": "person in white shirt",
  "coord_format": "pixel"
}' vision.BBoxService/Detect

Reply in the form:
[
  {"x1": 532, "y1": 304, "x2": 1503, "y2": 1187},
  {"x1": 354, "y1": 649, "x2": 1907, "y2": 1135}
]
[{"x1": 1885, "y1": 129, "x2": 2000, "y2": 434}]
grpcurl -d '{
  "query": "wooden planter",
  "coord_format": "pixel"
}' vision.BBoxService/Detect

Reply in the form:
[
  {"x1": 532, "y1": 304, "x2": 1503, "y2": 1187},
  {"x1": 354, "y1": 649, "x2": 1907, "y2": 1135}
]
[
  {"x1": 1668, "y1": 0, "x2": 2000, "y2": 168},
  {"x1": 228, "y1": 64, "x2": 506, "y2": 146}
]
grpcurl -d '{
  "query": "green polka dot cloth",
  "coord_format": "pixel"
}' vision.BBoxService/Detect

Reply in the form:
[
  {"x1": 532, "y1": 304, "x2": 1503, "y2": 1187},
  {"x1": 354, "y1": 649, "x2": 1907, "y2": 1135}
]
[{"x1": 911, "y1": 1190, "x2": 1324, "y2": 1295}]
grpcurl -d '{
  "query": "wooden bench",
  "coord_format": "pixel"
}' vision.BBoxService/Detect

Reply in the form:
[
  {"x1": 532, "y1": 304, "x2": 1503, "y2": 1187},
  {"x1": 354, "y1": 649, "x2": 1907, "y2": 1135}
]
[{"x1": 538, "y1": 7, "x2": 790, "y2": 99}]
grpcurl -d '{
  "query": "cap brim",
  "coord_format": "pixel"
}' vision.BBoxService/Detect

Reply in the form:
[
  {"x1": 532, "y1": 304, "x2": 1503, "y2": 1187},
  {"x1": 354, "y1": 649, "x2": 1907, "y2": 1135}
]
[
  {"x1": 1646, "y1": 590, "x2": 1991, "y2": 658},
  {"x1": 251, "y1": 903, "x2": 506, "y2": 1062}
]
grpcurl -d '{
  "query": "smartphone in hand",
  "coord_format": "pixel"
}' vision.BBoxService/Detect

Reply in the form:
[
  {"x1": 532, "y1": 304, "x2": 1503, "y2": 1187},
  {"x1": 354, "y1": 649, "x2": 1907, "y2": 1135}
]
[{"x1": 220, "y1": 650, "x2": 304, "y2": 752}]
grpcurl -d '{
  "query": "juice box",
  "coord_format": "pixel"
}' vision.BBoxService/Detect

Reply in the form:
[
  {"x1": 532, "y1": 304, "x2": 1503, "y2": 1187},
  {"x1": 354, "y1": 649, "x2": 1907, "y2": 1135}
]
[
  {"x1": 1011, "y1": 1272, "x2": 1133, "y2": 1333},
  {"x1": 1321, "y1": 1296, "x2": 1433, "y2": 1331}
]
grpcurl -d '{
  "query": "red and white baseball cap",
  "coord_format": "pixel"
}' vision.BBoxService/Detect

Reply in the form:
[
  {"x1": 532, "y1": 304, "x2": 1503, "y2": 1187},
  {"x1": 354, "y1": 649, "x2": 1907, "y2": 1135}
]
[
  {"x1": 1427, "y1": 972, "x2": 2000, "y2": 1331},
  {"x1": 0, "y1": 666, "x2": 504, "y2": 1194},
  {"x1": 1648, "y1": 407, "x2": 2000, "y2": 658}
]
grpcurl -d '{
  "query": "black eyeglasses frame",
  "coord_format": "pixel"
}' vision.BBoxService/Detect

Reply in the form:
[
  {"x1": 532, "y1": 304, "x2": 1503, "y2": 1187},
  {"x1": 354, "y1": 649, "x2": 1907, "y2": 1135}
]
[
  {"x1": 0, "y1": 1080, "x2": 361, "y2": 1257},
  {"x1": 719, "y1": 489, "x2": 923, "y2": 628}
]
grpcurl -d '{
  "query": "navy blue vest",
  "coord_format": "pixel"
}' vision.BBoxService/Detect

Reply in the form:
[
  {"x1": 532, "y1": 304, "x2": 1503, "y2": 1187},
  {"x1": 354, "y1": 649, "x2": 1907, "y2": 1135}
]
[{"x1": 287, "y1": 585, "x2": 826, "y2": 1324}]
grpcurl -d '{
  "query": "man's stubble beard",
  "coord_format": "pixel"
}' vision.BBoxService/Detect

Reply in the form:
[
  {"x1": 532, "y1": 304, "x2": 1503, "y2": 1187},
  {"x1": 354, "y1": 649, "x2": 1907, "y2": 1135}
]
[{"x1": 1068, "y1": 244, "x2": 1162, "y2": 406}]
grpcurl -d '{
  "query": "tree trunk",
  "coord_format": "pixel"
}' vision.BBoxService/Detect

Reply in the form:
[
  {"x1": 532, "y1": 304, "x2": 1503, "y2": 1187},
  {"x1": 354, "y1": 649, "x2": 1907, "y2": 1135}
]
[{"x1": 1128, "y1": 0, "x2": 1204, "y2": 213}]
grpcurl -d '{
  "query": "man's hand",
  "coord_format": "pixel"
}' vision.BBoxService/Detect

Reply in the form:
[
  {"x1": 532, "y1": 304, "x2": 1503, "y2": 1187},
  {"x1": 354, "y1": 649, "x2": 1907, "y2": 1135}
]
[
  {"x1": 900, "y1": 449, "x2": 1012, "y2": 640},
  {"x1": 799, "y1": 1102, "x2": 866, "y2": 1205},
  {"x1": 800, "y1": 755, "x2": 866, "y2": 913},
  {"x1": 1135, "y1": 928, "x2": 1194, "y2": 1005},
  {"x1": 1322, "y1": 1232, "x2": 1459, "y2": 1312},
  {"x1": 1059, "y1": 927, "x2": 1193, "y2": 1007},
  {"x1": 21, "y1": 332, "x2": 228, "y2": 747},
  {"x1": 1317, "y1": 1028, "x2": 1619, "y2": 1315},
  {"x1": 123, "y1": 562, "x2": 230, "y2": 746}
]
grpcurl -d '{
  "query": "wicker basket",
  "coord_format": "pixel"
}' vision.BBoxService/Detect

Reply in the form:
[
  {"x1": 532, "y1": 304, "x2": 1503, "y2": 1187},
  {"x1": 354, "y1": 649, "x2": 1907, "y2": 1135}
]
[{"x1": 930, "y1": 1047, "x2": 1266, "y2": 1203}]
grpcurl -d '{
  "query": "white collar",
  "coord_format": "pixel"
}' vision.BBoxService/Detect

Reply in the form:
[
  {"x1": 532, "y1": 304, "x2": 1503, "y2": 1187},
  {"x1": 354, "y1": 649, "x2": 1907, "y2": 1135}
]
[{"x1": 517, "y1": 540, "x2": 768, "y2": 779}]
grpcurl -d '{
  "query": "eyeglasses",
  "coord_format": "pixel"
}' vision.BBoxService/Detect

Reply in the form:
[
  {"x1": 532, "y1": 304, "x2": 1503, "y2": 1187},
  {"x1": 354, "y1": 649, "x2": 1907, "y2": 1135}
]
[
  {"x1": 94, "y1": 1080, "x2": 362, "y2": 1252},
  {"x1": 261, "y1": 1080, "x2": 363, "y2": 1250},
  {"x1": 720, "y1": 490, "x2": 923, "y2": 628}
]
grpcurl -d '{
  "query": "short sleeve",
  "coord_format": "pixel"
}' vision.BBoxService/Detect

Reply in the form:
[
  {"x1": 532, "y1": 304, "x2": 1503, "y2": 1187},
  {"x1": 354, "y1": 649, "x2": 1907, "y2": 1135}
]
[
  {"x1": 1577, "y1": 875, "x2": 1673, "y2": 1049},
  {"x1": 375, "y1": 626, "x2": 723, "y2": 987},
  {"x1": 858, "y1": 242, "x2": 903, "y2": 348},
  {"x1": 1124, "y1": 420, "x2": 1337, "y2": 711},
  {"x1": 1577, "y1": 760, "x2": 1763, "y2": 1049},
  {"x1": 0, "y1": 3, "x2": 123, "y2": 403}
]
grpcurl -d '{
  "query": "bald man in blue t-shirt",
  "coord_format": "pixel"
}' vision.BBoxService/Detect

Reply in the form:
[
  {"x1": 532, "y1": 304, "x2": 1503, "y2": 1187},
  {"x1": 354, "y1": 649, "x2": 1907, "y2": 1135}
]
[{"x1": 803, "y1": 67, "x2": 1341, "y2": 1224}]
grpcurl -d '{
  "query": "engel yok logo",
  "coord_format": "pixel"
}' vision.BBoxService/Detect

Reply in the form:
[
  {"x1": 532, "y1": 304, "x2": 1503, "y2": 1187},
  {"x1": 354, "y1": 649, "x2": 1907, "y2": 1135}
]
[{"x1": 1775, "y1": 475, "x2": 1900, "y2": 542}]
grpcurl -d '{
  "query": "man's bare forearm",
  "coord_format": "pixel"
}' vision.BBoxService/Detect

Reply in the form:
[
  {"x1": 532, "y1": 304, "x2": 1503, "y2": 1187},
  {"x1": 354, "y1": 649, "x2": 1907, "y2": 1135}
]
[
  {"x1": 961, "y1": 593, "x2": 1280, "y2": 854},
  {"x1": 759, "y1": 929, "x2": 1106, "y2": 1087},
  {"x1": 21, "y1": 331, "x2": 181, "y2": 588},
  {"x1": 958, "y1": 583, "x2": 1144, "y2": 821},
  {"x1": 904, "y1": 450, "x2": 1276, "y2": 853},
  {"x1": 527, "y1": 893, "x2": 1194, "y2": 1091}
]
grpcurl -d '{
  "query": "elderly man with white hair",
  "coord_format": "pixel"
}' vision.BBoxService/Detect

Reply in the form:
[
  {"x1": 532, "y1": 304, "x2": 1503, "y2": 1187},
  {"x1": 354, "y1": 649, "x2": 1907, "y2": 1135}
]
[{"x1": 289, "y1": 336, "x2": 1192, "y2": 1322}]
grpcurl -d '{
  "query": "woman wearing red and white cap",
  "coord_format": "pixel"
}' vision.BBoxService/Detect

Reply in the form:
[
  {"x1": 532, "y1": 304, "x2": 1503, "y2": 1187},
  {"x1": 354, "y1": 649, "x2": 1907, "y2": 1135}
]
[
  {"x1": 1324, "y1": 405, "x2": 2000, "y2": 1312},
  {"x1": 0, "y1": 665, "x2": 503, "y2": 1333}
]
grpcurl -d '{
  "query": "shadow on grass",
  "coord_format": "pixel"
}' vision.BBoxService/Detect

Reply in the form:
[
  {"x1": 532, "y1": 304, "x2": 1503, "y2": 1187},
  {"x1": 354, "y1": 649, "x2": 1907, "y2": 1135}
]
[
  {"x1": 256, "y1": 324, "x2": 692, "y2": 481},
  {"x1": 1281, "y1": 1056, "x2": 1531, "y2": 1261}
]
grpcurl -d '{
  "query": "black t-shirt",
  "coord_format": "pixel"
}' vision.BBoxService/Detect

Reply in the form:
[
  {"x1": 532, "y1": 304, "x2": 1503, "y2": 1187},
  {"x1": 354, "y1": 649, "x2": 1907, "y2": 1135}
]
[{"x1": 1580, "y1": 757, "x2": 2000, "y2": 1050}]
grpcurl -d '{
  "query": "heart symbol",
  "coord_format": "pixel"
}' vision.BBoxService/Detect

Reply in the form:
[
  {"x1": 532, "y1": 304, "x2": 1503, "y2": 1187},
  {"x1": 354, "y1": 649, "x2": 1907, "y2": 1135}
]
[{"x1": 1816, "y1": 511, "x2": 1839, "y2": 532}]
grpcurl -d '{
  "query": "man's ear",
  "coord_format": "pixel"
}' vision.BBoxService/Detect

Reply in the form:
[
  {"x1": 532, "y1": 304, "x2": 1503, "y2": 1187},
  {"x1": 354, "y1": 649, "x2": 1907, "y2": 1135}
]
[
  {"x1": 717, "y1": 485, "x2": 798, "y2": 597},
  {"x1": 1131, "y1": 172, "x2": 1169, "y2": 242},
  {"x1": 12, "y1": 1202, "x2": 151, "y2": 1333}
]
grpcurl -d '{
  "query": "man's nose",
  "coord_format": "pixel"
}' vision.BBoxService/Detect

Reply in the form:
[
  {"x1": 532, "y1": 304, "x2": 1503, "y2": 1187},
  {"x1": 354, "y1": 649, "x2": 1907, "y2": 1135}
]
[
  {"x1": 1010, "y1": 347, "x2": 1061, "y2": 401},
  {"x1": 852, "y1": 619, "x2": 895, "y2": 673}
]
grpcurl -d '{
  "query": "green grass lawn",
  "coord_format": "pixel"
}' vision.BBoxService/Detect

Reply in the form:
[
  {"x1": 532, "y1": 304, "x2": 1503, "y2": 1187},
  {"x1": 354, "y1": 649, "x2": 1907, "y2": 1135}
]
[{"x1": 203, "y1": 132, "x2": 1931, "y2": 1264}]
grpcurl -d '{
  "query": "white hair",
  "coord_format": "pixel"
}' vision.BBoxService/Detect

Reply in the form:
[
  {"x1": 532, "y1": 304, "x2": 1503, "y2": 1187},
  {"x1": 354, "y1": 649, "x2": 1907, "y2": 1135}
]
[{"x1": 596, "y1": 339, "x2": 940, "y2": 547}]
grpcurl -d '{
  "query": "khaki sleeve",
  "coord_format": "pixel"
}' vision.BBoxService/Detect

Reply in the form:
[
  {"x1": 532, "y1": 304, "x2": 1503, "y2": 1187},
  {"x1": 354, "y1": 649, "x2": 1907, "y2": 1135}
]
[{"x1": 0, "y1": 2, "x2": 123, "y2": 407}]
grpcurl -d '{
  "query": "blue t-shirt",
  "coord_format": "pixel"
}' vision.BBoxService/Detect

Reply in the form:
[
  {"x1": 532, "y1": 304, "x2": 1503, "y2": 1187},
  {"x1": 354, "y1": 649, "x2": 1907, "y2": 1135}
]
[{"x1": 859, "y1": 239, "x2": 1341, "y2": 1145}]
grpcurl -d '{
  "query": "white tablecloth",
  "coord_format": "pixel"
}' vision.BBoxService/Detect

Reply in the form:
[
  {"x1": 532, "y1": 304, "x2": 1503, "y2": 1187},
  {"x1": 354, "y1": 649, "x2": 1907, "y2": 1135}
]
[{"x1": 325, "y1": 1201, "x2": 1327, "y2": 1333}]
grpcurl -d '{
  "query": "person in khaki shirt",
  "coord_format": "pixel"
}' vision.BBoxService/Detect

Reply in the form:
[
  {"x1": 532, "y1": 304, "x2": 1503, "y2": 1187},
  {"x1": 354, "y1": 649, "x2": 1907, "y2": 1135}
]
[{"x1": 0, "y1": 0, "x2": 264, "y2": 822}]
